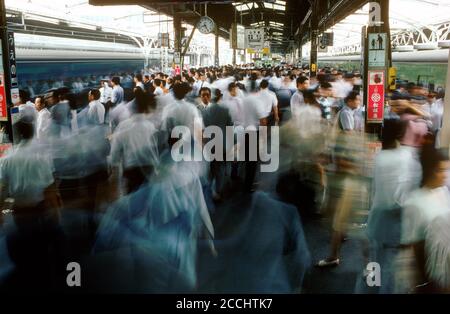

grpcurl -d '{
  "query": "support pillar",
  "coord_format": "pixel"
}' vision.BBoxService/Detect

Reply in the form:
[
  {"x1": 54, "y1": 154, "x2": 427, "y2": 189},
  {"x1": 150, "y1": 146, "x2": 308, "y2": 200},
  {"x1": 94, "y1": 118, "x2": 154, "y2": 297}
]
[
  {"x1": 364, "y1": 0, "x2": 391, "y2": 135},
  {"x1": 232, "y1": 48, "x2": 236, "y2": 66},
  {"x1": 0, "y1": 0, "x2": 13, "y2": 142},
  {"x1": 439, "y1": 50, "x2": 450, "y2": 149},
  {"x1": 309, "y1": 0, "x2": 318, "y2": 78},
  {"x1": 173, "y1": 14, "x2": 182, "y2": 67},
  {"x1": 298, "y1": 42, "x2": 302, "y2": 67},
  {"x1": 215, "y1": 27, "x2": 219, "y2": 67}
]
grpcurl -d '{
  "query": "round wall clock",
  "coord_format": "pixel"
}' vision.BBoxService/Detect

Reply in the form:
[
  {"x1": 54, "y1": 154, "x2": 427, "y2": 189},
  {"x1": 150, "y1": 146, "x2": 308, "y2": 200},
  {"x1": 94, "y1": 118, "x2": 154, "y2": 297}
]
[{"x1": 197, "y1": 16, "x2": 216, "y2": 34}]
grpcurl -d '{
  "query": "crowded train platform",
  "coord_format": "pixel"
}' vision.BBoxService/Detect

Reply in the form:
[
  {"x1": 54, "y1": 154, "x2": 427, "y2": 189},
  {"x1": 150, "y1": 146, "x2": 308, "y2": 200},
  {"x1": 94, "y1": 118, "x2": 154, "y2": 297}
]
[{"x1": 0, "y1": 0, "x2": 450, "y2": 297}]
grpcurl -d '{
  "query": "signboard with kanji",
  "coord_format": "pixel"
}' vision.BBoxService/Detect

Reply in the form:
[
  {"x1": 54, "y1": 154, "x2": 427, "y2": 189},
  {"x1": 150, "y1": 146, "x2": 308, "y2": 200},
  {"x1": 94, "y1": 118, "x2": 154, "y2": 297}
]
[
  {"x1": 367, "y1": 70, "x2": 385, "y2": 123},
  {"x1": 245, "y1": 28, "x2": 265, "y2": 50}
]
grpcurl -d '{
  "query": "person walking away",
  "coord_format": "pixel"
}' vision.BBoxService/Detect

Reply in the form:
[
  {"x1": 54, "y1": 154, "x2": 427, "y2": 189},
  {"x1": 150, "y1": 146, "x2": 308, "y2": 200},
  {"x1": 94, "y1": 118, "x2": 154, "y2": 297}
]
[{"x1": 0, "y1": 119, "x2": 65, "y2": 291}]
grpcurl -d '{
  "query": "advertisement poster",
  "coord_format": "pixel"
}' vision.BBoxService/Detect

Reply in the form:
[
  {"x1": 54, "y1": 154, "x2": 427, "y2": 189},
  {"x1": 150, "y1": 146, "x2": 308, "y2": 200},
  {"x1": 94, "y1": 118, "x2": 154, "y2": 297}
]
[{"x1": 367, "y1": 70, "x2": 385, "y2": 122}]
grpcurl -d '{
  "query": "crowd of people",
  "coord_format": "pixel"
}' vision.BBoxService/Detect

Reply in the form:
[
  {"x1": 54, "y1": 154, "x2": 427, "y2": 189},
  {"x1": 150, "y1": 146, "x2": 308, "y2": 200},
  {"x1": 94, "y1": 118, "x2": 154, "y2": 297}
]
[{"x1": 0, "y1": 63, "x2": 449, "y2": 293}]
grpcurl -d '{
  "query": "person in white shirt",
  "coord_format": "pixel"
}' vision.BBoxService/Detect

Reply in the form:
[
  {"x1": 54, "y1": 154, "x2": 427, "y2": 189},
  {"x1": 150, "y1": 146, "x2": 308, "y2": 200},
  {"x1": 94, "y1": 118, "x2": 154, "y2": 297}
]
[
  {"x1": 258, "y1": 80, "x2": 279, "y2": 125},
  {"x1": 99, "y1": 80, "x2": 112, "y2": 105},
  {"x1": 35, "y1": 96, "x2": 51, "y2": 141},
  {"x1": 290, "y1": 76, "x2": 309, "y2": 118},
  {"x1": 430, "y1": 89, "x2": 445, "y2": 136},
  {"x1": 240, "y1": 94, "x2": 267, "y2": 192},
  {"x1": 87, "y1": 89, "x2": 106, "y2": 125},
  {"x1": 224, "y1": 82, "x2": 245, "y2": 128},
  {"x1": 72, "y1": 77, "x2": 85, "y2": 93},
  {"x1": 269, "y1": 72, "x2": 282, "y2": 91},
  {"x1": 361, "y1": 120, "x2": 421, "y2": 293},
  {"x1": 213, "y1": 74, "x2": 235, "y2": 95},
  {"x1": 401, "y1": 143, "x2": 450, "y2": 293},
  {"x1": 109, "y1": 89, "x2": 133, "y2": 133},
  {"x1": 0, "y1": 119, "x2": 63, "y2": 284},
  {"x1": 332, "y1": 73, "x2": 354, "y2": 107},
  {"x1": 161, "y1": 82, "x2": 204, "y2": 148},
  {"x1": 193, "y1": 72, "x2": 210, "y2": 98},
  {"x1": 17, "y1": 90, "x2": 37, "y2": 124},
  {"x1": 111, "y1": 88, "x2": 160, "y2": 194},
  {"x1": 111, "y1": 77, "x2": 124, "y2": 106},
  {"x1": 153, "y1": 79, "x2": 164, "y2": 97},
  {"x1": 134, "y1": 73, "x2": 145, "y2": 90}
]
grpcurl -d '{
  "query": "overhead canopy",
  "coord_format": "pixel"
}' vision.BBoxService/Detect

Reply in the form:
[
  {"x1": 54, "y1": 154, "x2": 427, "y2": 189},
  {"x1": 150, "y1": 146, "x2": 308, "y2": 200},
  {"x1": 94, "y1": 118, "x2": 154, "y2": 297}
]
[{"x1": 88, "y1": 0, "x2": 311, "y2": 52}]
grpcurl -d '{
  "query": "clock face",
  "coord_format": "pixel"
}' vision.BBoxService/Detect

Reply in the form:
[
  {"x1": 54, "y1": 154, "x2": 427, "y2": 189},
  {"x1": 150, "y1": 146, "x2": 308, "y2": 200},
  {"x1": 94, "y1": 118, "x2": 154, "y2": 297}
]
[{"x1": 197, "y1": 16, "x2": 215, "y2": 34}]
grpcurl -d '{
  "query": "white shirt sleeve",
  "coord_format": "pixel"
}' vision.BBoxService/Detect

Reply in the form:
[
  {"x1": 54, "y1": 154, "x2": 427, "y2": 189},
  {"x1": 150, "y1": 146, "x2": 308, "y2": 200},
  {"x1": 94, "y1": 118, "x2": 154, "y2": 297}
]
[
  {"x1": 97, "y1": 103, "x2": 105, "y2": 124},
  {"x1": 401, "y1": 202, "x2": 426, "y2": 245},
  {"x1": 339, "y1": 110, "x2": 355, "y2": 131},
  {"x1": 272, "y1": 92, "x2": 278, "y2": 108},
  {"x1": 290, "y1": 92, "x2": 303, "y2": 117}
]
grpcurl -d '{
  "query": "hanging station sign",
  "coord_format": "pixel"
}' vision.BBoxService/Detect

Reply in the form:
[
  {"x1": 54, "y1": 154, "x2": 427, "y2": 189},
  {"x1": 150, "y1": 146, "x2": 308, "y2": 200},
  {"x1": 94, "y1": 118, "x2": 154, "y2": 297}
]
[
  {"x1": 158, "y1": 33, "x2": 170, "y2": 47},
  {"x1": 245, "y1": 28, "x2": 265, "y2": 50}
]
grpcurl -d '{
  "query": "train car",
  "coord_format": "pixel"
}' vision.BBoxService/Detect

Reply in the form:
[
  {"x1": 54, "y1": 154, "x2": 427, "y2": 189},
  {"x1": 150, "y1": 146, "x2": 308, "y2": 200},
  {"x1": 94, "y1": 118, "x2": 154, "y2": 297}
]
[
  {"x1": 14, "y1": 33, "x2": 208, "y2": 96},
  {"x1": 305, "y1": 49, "x2": 449, "y2": 89},
  {"x1": 14, "y1": 33, "x2": 146, "y2": 95}
]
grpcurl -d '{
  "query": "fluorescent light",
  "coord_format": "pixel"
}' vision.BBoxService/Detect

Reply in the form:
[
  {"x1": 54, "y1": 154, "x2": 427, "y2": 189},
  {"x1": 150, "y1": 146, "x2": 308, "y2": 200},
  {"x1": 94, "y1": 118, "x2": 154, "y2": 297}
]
[
  {"x1": 68, "y1": 22, "x2": 98, "y2": 31},
  {"x1": 25, "y1": 14, "x2": 60, "y2": 25}
]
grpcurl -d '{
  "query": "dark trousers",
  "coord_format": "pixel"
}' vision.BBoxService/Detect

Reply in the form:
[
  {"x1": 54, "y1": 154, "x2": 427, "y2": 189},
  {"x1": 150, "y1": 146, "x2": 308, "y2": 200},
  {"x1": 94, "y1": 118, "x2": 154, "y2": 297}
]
[
  {"x1": 7, "y1": 202, "x2": 66, "y2": 291},
  {"x1": 244, "y1": 131, "x2": 259, "y2": 192},
  {"x1": 123, "y1": 166, "x2": 154, "y2": 194}
]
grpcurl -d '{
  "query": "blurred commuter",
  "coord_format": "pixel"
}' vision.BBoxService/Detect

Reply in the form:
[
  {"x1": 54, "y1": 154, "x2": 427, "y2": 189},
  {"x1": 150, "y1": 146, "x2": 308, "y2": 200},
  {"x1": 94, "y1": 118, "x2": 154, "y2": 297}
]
[
  {"x1": 363, "y1": 119, "x2": 413, "y2": 293},
  {"x1": 224, "y1": 82, "x2": 245, "y2": 127},
  {"x1": 153, "y1": 79, "x2": 164, "y2": 97},
  {"x1": 0, "y1": 119, "x2": 65, "y2": 291},
  {"x1": 337, "y1": 91, "x2": 362, "y2": 133},
  {"x1": 111, "y1": 89, "x2": 159, "y2": 194},
  {"x1": 276, "y1": 75, "x2": 295, "y2": 123},
  {"x1": 99, "y1": 80, "x2": 112, "y2": 105},
  {"x1": 48, "y1": 87, "x2": 71, "y2": 138},
  {"x1": 134, "y1": 73, "x2": 144, "y2": 90},
  {"x1": 197, "y1": 87, "x2": 212, "y2": 113},
  {"x1": 290, "y1": 76, "x2": 309, "y2": 118},
  {"x1": 431, "y1": 88, "x2": 445, "y2": 145},
  {"x1": 16, "y1": 90, "x2": 37, "y2": 125},
  {"x1": 87, "y1": 89, "x2": 106, "y2": 125},
  {"x1": 35, "y1": 96, "x2": 51, "y2": 141},
  {"x1": 109, "y1": 89, "x2": 133, "y2": 133},
  {"x1": 258, "y1": 80, "x2": 279, "y2": 126},
  {"x1": 202, "y1": 89, "x2": 234, "y2": 201},
  {"x1": 317, "y1": 82, "x2": 334, "y2": 123},
  {"x1": 400, "y1": 141, "x2": 450, "y2": 293},
  {"x1": 110, "y1": 76, "x2": 124, "y2": 107}
]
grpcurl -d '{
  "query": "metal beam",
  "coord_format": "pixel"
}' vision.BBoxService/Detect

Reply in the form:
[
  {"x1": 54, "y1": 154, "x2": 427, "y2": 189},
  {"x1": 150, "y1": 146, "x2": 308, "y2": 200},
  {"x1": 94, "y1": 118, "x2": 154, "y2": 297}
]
[{"x1": 300, "y1": 0, "x2": 368, "y2": 45}]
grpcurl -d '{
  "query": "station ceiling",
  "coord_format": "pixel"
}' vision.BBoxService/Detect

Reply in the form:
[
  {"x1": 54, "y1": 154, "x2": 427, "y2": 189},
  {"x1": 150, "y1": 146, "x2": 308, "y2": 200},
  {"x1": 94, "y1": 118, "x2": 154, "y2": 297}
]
[{"x1": 89, "y1": 0, "x2": 311, "y2": 51}]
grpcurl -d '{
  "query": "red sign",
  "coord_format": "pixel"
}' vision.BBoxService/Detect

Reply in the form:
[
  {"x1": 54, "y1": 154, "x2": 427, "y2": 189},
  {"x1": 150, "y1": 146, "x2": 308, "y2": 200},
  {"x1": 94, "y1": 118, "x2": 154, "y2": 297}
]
[
  {"x1": 0, "y1": 143, "x2": 12, "y2": 157},
  {"x1": 367, "y1": 70, "x2": 385, "y2": 123},
  {"x1": 0, "y1": 75, "x2": 7, "y2": 121}
]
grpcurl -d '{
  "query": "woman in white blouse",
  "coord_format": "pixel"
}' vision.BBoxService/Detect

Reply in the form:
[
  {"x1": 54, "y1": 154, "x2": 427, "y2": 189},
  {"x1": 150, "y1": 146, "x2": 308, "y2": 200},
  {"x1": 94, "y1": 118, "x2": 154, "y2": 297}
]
[{"x1": 401, "y1": 140, "x2": 450, "y2": 293}]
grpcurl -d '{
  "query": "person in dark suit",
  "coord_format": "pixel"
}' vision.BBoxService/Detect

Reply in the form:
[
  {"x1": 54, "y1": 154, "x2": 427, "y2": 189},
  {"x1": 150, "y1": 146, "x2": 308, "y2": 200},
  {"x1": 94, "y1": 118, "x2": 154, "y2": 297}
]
[{"x1": 202, "y1": 88, "x2": 234, "y2": 201}]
